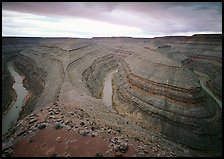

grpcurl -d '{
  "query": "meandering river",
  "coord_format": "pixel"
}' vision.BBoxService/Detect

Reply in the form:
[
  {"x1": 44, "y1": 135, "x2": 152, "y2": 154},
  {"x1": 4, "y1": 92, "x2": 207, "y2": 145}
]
[
  {"x1": 2, "y1": 62, "x2": 28, "y2": 135},
  {"x1": 194, "y1": 70, "x2": 222, "y2": 109},
  {"x1": 102, "y1": 70, "x2": 117, "y2": 108}
]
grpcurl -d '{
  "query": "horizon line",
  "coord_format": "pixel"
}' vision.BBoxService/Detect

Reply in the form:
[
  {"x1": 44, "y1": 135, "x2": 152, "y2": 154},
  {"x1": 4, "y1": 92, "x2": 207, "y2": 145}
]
[{"x1": 2, "y1": 33, "x2": 222, "y2": 39}]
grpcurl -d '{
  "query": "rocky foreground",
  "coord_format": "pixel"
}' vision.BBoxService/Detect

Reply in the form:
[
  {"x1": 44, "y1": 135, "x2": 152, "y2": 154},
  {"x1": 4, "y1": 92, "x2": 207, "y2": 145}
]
[
  {"x1": 2, "y1": 34, "x2": 222, "y2": 157},
  {"x1": 3, "y1": 102, "x2": 181, "y2": 157}
]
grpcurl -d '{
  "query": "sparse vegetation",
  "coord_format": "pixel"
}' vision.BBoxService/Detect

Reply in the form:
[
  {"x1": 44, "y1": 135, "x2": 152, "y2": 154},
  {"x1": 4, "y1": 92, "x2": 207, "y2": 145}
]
[{"x1": 95, "y1": 152, "x2": 103, "y2": 157}]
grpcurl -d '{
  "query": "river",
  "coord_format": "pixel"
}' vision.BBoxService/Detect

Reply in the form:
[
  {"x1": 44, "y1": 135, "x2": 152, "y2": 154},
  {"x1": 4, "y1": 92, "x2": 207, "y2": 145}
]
[
  {"x1": 2, "y1": 62, "x2": 28, "y2": 135},
  {"x1": 102, "y1": 70, "x2": 117, "y2": 108},
  {"x1": 193, "y1": 70, "x2": 222, "y2": 109}
]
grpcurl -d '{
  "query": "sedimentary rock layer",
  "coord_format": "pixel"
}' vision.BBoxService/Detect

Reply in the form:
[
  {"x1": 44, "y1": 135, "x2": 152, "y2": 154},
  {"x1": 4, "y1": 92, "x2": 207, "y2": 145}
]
[
  {"x1": 74, "y1": 35, "x2": 222, "y2": 154},
  {"x1": 2, "y1": 35, "x2": 222, "y2": 156},
  {"x1": 112, "y1": 57, "x2": 221, "y2": 152},
  {"x1": 110, "y1": 35, "x2": 222, "y2": 153}
]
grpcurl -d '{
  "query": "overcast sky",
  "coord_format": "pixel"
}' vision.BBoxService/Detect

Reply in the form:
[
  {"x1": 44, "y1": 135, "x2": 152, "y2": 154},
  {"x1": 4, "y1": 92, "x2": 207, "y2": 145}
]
[{"x1": 2, "y1": 2, "x2": 222, "y2": 38}]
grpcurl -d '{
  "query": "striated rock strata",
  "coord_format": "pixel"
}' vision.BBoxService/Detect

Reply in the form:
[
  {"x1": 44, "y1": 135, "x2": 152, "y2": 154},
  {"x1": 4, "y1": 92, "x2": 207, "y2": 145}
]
[{"x1": 2, "y1": 35, "x2": 222, "y2": 156}]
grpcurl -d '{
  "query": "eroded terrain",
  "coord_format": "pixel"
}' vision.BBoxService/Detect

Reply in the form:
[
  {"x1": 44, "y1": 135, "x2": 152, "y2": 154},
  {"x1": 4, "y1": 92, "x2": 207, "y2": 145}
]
[{"x1": 2, "y1": 35, "x2": 222, "y2": 157}]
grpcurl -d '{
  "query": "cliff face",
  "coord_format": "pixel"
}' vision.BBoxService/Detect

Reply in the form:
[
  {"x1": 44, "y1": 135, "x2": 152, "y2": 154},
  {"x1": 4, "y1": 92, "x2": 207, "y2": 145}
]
[{"x1": 2, "y1": 34, "x2": 222, "y2": 157}]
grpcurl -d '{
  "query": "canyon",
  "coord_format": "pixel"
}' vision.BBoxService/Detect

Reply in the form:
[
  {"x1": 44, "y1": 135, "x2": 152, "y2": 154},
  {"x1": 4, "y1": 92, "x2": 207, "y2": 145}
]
[{"x1": 2, "y1": 34, "x2": 222, "y2": 157}]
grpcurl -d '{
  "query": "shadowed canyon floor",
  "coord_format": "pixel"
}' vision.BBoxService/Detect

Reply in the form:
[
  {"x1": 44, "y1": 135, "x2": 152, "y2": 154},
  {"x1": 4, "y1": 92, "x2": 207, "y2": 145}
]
[{"x1": 2, "y1": 34, "x2": 222, "y2": 157}]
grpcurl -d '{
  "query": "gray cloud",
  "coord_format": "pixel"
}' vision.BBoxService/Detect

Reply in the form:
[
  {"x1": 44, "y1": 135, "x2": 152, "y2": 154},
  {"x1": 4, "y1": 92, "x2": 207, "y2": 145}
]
[{"x1": 2, "y1": 2, "x2": 222, "y2": 37}]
